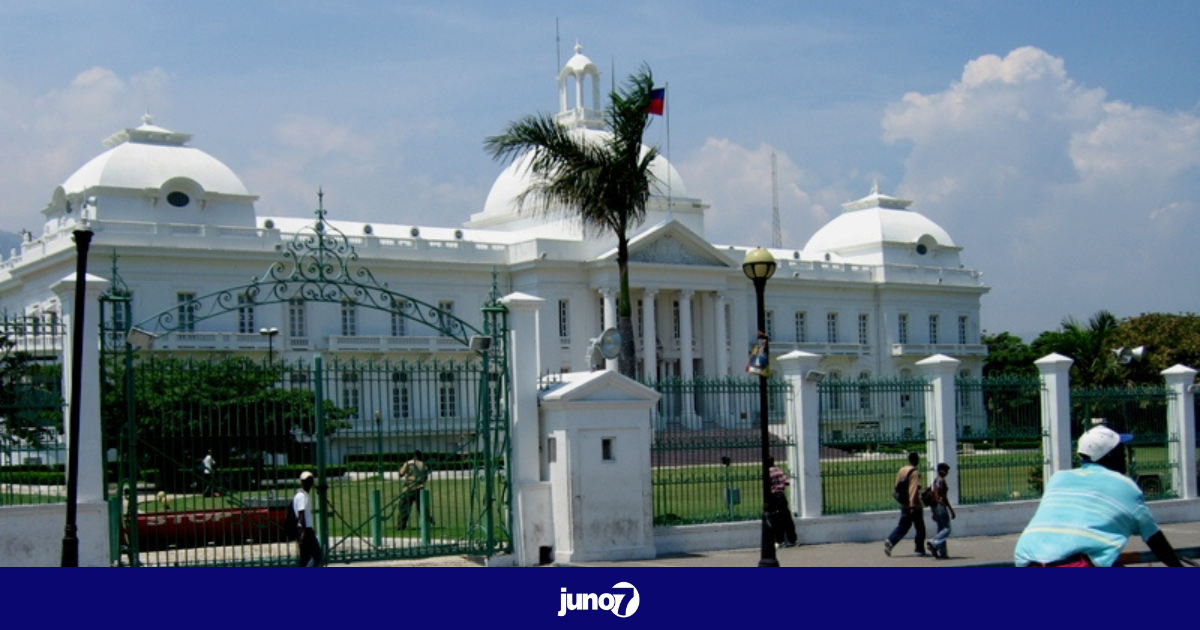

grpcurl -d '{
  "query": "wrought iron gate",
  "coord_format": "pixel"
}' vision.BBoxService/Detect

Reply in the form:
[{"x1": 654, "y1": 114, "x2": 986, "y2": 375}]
[{"x1": 100, "y1": 204, "x2": 511, "y2": 566}]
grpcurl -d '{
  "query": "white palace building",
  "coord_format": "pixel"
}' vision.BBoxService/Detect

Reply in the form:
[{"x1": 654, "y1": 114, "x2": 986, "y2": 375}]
[{"x1": 0, "y1": 45, "x2": 988, "y2": 391}]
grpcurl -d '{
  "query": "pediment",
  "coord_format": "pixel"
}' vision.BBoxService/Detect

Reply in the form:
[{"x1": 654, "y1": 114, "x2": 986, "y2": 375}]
[{"x1": 607, "y1": 220, "x2": 736, "y2": 268}]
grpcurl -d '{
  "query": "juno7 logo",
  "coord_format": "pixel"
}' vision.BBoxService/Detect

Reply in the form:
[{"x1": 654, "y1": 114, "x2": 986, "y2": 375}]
[{"x1": 557, "y1": 582, "x2": 640, "y2": 617}]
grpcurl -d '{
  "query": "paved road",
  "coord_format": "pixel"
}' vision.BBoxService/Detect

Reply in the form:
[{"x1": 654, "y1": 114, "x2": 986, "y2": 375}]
[{"x1": 564, "y1": 520, "x2": 1200, "y2": 567}]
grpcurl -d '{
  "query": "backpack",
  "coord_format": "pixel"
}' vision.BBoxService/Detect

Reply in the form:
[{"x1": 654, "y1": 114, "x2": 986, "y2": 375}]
[
  {"x1": 893, "y1": 468, "x2": 915, "y2": 505},
  {"x1": 921, "y1": 485, "x2": 937, "y2": 508}
]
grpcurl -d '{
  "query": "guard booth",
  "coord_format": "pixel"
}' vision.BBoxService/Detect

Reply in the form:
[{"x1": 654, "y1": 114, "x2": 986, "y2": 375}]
[{"x1": 539, "y1": 370, "x2": 659, "y2": 563}]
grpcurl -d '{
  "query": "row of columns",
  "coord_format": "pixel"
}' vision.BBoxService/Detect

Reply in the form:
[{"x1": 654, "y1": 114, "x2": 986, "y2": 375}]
[{"x1": 596, "y1": 287, "x2": 736, "y2": 381}]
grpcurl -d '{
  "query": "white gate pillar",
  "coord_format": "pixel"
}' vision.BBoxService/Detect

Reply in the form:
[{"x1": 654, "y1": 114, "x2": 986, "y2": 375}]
[
  {"x1": 917, "y1": 354, "x2": 960, "y2": 504},
  {"x1": 1162, "y1": 364, "x2": 1197, "y2": 500},
  {"x1": 777, "y1": 350, "x2": 822, "y2": 519},
  {"x1": 499, "y1": 292, "x2": 550, "y2": 566},
  {"x1": 1035, "y1": 353, "x2": 1074, "y2": 481}
]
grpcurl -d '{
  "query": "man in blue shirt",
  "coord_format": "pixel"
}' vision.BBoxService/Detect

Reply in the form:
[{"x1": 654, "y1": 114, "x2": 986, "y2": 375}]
[{"x1": 1014, "y1": 425, "x2": 1183, "y2": 567}]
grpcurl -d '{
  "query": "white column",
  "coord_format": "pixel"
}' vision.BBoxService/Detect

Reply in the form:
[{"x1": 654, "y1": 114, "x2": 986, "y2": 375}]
[
  {"x1": 1162, "y1": 364, "x2": 1197, "y2": 500},
  {"x1": 50, "y1": 272, "x2": 109, "y2": 504},
  {"x1": 599, "y1": 288, "x2": 618, "y2": 371},
  {"x1": 1036, "y1": 353, "x2": 1075, "y2": 479},
  {"x1": 499, "y1": 292, "x2": 548, "y2": 566},
  {"x1": 642, "y1": 289, "x2": 658, "y2": 381},
  {"x1": 678, "y1": 291, "x2": 697, "y2": 427},
  {"x1": 714, "y1": 293, "x2": 729, "y2": 378},
  {"x1": 917, "y1": 354, "x2": 961, "y2": 505},
  {"x1": 777, "y1": 351, "x2": 823, "y2": 519}
]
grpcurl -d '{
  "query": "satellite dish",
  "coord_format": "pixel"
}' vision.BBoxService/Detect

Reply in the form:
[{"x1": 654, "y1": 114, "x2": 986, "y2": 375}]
[{"x1": 587, "y1": 328, "x2": 622, "y2": 370}]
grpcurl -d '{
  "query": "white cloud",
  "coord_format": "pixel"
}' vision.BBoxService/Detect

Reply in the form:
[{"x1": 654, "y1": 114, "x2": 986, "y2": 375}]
[
  {"x1": 882, "y1": 46, "x2": 1200, "y2": 334},
  {"x1": 676, "y1": 138, "x2": 821, "y2": 247}
]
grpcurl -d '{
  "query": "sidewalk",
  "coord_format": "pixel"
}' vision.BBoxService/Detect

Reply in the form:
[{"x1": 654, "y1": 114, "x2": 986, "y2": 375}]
[{"x1": 563, "y1": 520, "x2": 1200, "y2": 567}]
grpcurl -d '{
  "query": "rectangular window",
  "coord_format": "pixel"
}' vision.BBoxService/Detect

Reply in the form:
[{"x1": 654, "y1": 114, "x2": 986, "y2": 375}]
[
  {"x1": 601, "y1": 437, "x2": 615, "y2": 462},
  {"x1": 765, "y1": 310, "x2": 775, "y2": 339},
  {"x1": 636, "y1": 300, "x2": 644, "y2": 339},
  {"x1": 929, "y1": 314, "x2": 939, "y2": 345},
  {"x1": 437, "y1": 300, "x2": 454, "y2": 336},
  {"x1": 898, "y1": 313, "x2": 909, "y2": 345},
  {"x1": 672, "y1": 301, "x2": 681, "y2": 339},
  {"x1": 958, "y1": 315, "x2": 969, "y2": 345},
  {"x1": 237, "y1": 294, "x2": 255, "y2": 334},
  {"x1": 341, "y1": 302, "x2": 357, "y2": 336},
  {"x1": 342, "y1": 373, "x2": 360, "y2": 419},
  {"x1": 288, "y1": 298, "x2": 306, "y2": 338},
  {"x1": 391, "y1": 311, "x2": 406, "y2": 337},
  {"x1": 547, "y1": 437, "x2": 557, "y2": 464},
  {"x1": 391, "y1": 372, "x2": 410, "y2": 419},
  {"x1": 858, "y1": 313, "x2": 869, "y2": 345},
  {"x1": 112, "y1": 298, "x2": 130, "y2": 335},
  {"x1": 177, "y1": 292, "x2": 196, "y2": 333},
  {"x1": 794, "y1": 311, "x2": 807, "y2": 343},
  {"x1": 438, "y1": 372, "x2": 457, "y2": 418},
  {"x1": 826, "y1": 312, "x2": 838, "y2": 344},
  {"x1": 558, "y1": 299, "x2": 570, "y2": 339}
]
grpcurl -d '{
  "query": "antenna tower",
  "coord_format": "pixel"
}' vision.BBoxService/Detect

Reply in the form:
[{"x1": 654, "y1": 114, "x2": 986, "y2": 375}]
[{"x1": 771, "y1": 152, "x2": 782, "y2": 248}]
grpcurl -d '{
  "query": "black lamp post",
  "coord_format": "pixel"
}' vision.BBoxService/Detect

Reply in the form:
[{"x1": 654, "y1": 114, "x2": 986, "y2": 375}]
[
  {"x1": 259, "y1": 327, "x2": 279, "y2": 363},
  {"x1": 742, "y1": 247, "x2": 778, "y2": 567},
  {"x1": 61, "y1": 228, "x2": 93, "y2": 567}
]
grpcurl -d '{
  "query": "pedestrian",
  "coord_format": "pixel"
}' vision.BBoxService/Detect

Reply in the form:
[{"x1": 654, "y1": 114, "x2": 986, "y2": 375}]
[
  {"x1": 201, "y1": 449, "x2": 218, "y2": 497},
  {"x1": 294, "y1": 470, "x2": 323, "y2": 567},
  {"x1": 767, "y1": 457, "x2": 798, "y2": 548},
  {"x1": 1014, "y1": 425, "x2": 1184, "y2": 567},
  {"x1": 397, "y1": 450, "x2": 432, "y2": 530},
  {"x1": 926, "y1": 462, "x2": 955, "y2": 559},
  {"x1": 884, "y1": 451, "x2": 926, "y2": 557}
]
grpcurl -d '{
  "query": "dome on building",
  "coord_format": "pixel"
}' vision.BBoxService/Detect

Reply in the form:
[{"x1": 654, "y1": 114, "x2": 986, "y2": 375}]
[
  {"x1": 473, "y1": 43, "x2": 687, "y2": 225},
  {"x1": 804, "y1": 185, "x2": 956, "y2": 258},
  {"x1": 60, "y1": 115, "x2": 251, "y2": 197}
]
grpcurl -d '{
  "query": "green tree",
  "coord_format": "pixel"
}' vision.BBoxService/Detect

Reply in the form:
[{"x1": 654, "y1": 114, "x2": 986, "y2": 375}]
[
  {"x1": 103, "y1": 356, "x2": 352, "y2": 490},
  {"x1": 1032, "y1": 310, "x2": 1122, "y2": 387},
  {"x1": 982, "y1": 331, "x2": 1038, "y2": 377},
  {"x1": 484, "y1": 65, "x2": 661, "y2": 378},
  {"x1": 0, "y1": 332, "x2": 63, "y2": 450},
  {"x1": 1111, "y1": 312, "x2": 1200, "y2": 385}
]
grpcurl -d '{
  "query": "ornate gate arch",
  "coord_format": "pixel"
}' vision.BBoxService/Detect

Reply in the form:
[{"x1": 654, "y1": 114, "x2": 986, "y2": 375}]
[{"x1": 101, "y1": 198, "x2": 511, "y2": 566}]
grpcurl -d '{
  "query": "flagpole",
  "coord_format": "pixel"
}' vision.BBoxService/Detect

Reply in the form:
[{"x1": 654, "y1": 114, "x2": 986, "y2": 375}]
[{"x1": 666, "y1": 82, "x2": 672, "y2": 219}]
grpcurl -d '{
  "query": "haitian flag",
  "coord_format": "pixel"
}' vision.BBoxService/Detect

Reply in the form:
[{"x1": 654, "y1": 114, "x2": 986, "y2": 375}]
[{"x1": 648, "y1": 87, "x2": 665, "y2": 115}]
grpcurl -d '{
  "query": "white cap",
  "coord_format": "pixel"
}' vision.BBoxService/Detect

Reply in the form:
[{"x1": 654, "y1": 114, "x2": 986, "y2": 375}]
[
  {"x1": 1077, "y1": 426, "x2": 1132, "y2": 461},
  {"x1": 299, "y1": 471, "x2": 314, "y2": 481}
]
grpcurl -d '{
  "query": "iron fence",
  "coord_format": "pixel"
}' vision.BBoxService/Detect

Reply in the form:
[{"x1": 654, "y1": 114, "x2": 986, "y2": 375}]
[
  {"x1": 955, "y1": 376, "x2": 1044, "y2": 504},
  {"x1": 104, "y1": 355, "x2": 509, "y2": 567},
  {"x1": 818, "y1": 378, "x2": 932, "y2": 515},
  {"x1": 647, "y1": 377, "x2": 793, "y2": 525},
  {"x1": 1, "y1": 315, "x2": 66, "y2": 506},
  {"x1": 1072, "y1": 386, "x2": 1176, "y2": 500}
]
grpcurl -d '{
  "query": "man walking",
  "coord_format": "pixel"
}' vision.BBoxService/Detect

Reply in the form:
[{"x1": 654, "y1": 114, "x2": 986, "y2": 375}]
[
  {"x1": 767, "y1": 457, "x2": 798, "y2": 548},
  {"x1": 926, "y1": 463, "x2": 955, "y2": 559},
  {"x1": 884, "y1": 452, "x2": 926, "y2": 557},
  {"x1": 397, "y1": 450, "x2": 432, "y2": 530},
  {"x1": 294, "y1": 471, "x2": 323, "y2": 567}
]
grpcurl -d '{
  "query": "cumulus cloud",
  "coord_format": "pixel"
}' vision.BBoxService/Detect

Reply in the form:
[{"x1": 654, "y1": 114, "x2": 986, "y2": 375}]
[
  {"x1": 676, "y1": 138, "x2": 820, "y2": 247},
  {"x1": 0, "y1": 66, "x2": 169, "y2": 231},
  {"x1": 882, "y1": 46, "x2": 1200, "y2": 335}
]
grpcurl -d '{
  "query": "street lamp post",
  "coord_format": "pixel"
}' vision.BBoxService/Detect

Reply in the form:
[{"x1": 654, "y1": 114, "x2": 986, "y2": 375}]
[
  {"x1": 61, "y1": 228, "x2": 93, "y2": 567},
  {"x1": 259, "y1": 327, "x2": 279, "y2": 363},
  {"x1": 742, "y1": 247, "x2": 778, "y2": 567}
]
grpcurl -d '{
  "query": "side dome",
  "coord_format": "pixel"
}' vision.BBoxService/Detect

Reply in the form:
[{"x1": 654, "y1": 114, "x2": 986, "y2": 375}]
[
  {"x1": 61, "y1": 117, "x2": 251, "y2": 198},
  {"x1": 804, "y1": 186, "x2": 958, "y2": 265}
]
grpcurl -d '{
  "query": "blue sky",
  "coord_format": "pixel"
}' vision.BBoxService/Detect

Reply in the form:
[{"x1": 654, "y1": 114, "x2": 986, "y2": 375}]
[{"x1": 1, "y1": 1, "x2": 1197, "y2": 338}]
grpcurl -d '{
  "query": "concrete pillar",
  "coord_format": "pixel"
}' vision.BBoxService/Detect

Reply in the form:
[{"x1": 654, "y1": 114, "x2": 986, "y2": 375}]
[
  {"x1": 917, "y1": 354, "x2": 960, "y2": 505},
  {"x1": 714, "y1": 292, "x2": 728, "y2": 378},
  {"x1": 50, "y1": 272, "x2": 109, "y2": 503},
  {"x1": 1162, "y1": 364, "x2": 1197, "y2": 500},
  {"x1": 1036, "y1": 353, "x2": 1074, "y2": 479},
  {"x1": 498, "y1": 292, "x2": 550, "y2": 566},
  {"x1": 599, "y1": 287, "x2": 618, "y2": 372},
  {"x1": 777, "y1": 351, "x2": 823, "y2": 519},
  {"x1": 678, "y1": 290, "x2": 697, "y2": 426},
  {"x1": 641, "y1": 289, "x2": 658, "y2": 381}
]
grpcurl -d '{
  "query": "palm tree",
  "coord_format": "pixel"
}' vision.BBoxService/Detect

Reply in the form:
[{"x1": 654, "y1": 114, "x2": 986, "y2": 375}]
[
  {"x1": 1033, "y1": 310, "x2": 1121, "y2": 387},
  {"x1": 484, "y1": 65, "x2": 661, "y2": 378}
]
